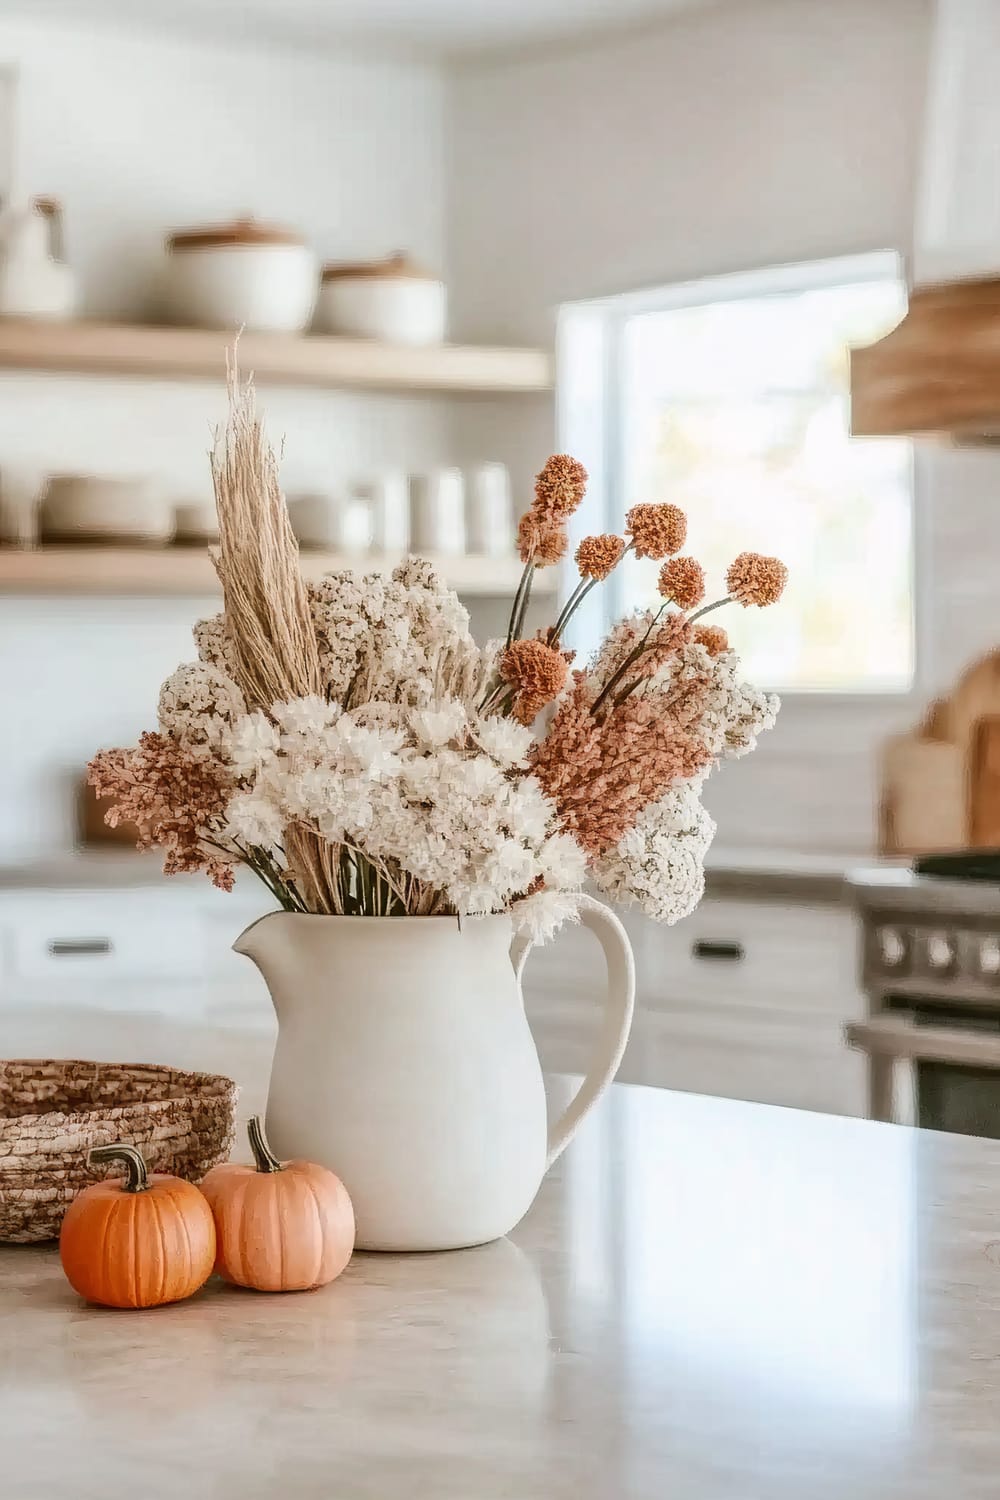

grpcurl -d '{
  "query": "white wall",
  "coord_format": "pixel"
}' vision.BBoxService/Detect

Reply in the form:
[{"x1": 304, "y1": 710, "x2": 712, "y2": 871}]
[
  {"x1": 447, "y1": 0, "x2": 1000, "y2": 853},
  {"x1": 0, "y1": 17, "x2": 451, "y2": 859}
]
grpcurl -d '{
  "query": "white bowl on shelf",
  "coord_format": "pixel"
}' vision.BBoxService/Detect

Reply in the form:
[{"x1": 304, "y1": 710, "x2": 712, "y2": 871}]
[
  {"x1": 314, "y1": 253, "x2": 446, "y2": 345},
  {"x1": 39, "y1": 475, "x2": 171, "y2": 545},
  {"x1": 163, "y1": 217, "x2": 317, "y2": 334}
]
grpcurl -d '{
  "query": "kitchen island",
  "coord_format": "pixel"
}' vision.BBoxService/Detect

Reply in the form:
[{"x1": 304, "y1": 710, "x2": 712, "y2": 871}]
[{"x1": 2, "y1": 1005, "x2": 1000, "y2": 1499}]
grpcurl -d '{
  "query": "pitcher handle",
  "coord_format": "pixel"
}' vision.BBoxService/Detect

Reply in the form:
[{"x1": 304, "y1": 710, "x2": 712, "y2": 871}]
[{"x1": 512, "y1": 893, "x2": 635, "y2": 1169}]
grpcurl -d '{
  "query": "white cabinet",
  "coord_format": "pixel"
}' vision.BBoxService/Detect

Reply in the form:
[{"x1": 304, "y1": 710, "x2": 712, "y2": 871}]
[{"x1": 523, "y1": 894, "x2": 866, "y2": 1119}]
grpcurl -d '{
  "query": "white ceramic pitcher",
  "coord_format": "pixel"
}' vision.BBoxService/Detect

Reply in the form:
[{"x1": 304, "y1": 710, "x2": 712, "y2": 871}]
[{"x1": 234, "y1": 895, "x2": 635, "y2": 1251}]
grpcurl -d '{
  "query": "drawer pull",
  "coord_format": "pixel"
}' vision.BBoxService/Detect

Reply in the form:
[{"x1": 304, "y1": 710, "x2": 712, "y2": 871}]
[
  {"x1": 48, "y1": 938, "x2": 113, "y2": 957},
  {"x1": 692, "y1": 940, "x2": 744, "y2": 962}
]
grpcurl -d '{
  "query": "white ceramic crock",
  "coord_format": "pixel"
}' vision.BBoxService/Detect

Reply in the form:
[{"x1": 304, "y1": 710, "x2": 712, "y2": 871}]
[
  {"x1": 234, "y1": 897, "x2": 635, "y2": 1252},
  {"x1": 163, "y1": 218, "x2": 317, "y2": 333},
  {"x1": 314, "y1": 253, "x2": 447, "y2": 344}
]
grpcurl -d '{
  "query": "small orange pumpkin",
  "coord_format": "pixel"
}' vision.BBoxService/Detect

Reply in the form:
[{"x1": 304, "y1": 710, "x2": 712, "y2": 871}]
[
  {"x1": 201, "y1": 1115, "x2": 355, "y2": 1292},
  {"x1": 59, "y1": 1143, "x2": 216, "y2": 1309}
]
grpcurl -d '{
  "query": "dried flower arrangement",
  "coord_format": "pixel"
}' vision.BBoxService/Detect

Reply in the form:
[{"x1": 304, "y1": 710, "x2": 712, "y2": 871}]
[{"x1": 88, "y1": 373, "x2": 786, "y2": 941}]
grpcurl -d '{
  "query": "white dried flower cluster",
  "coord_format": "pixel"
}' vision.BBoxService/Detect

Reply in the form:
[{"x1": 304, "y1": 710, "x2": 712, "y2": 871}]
[
  {"x1": 193, "y1": 613, "x2": 239, "y2": 679},
  {"x1": 593, "y1": 782, "x2": 716, "y2": 924},
  {"x1": 308, "y1": 560, "x2": 484, "y2": 712},
  {"x1": 223, "y1": 695, "x2": 586, "y2": 926},
  {"x1": 158, "y1": 662, "x2": 246, "y2": 757}
]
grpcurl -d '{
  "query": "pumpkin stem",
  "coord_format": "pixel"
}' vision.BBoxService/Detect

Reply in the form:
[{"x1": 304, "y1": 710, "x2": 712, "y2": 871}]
[
  {"x1": 89, "y1": 1143, "x2": 149, "y2": 1193},
  {"x1": 247, "y1": 1115, "x2": 283, "y2": 1174}
]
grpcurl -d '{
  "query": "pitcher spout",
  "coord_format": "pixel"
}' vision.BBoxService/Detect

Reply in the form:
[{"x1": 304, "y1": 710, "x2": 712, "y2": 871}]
[{"x1": 232, "y1": 909, "x2": 283, "y2": 964}]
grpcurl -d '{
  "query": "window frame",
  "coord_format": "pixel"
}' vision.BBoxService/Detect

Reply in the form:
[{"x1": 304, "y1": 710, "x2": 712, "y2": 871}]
[{"x1": 556, "y1": 251, "x2": 926, "y2": 707}]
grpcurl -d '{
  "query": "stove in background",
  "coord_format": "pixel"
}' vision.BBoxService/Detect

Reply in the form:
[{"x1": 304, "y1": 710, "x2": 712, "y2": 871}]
[{"x1": 847, "y1": 852, "x2": 1000, "y2": 1137}]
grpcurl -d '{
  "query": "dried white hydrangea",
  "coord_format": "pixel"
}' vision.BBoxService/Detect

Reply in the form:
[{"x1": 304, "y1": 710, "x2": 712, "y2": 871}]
[
  {"x1": 307, "y1": 559, "x2": 484, "y2": 713},
  {"x1": 193, "y1": 613, "x2": 239, "y2": 679},
  {"x1": 158, "y1": 662, "x2": 246, "y2": 758},
  {"x1": 222, "y1": 694, "x2": 586, "y2": 927},
  {"x1": 592, "y1": 782, "x2": 716, "y2": 925}
]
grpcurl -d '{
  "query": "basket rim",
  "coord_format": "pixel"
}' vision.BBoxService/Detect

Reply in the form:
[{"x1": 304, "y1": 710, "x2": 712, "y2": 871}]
[{"x1": 0, "y1": 1058, "x2": 239, "y2": 1133}]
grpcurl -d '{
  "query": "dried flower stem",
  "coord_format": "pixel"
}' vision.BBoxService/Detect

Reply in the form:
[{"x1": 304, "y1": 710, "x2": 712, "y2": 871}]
[
  {"x1": 688, "y1": 596, "x2": 732, "y2": 624},
  {"x1": 591, "y1": 604, "x2": 669, "y2": 715},
  {"x1": 506, "y1": 562, "x2": 536, "y2": 648}
]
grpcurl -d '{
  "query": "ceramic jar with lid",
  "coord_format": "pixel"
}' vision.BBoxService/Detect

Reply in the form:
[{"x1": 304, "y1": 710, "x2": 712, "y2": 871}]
[
  {"x1": 163, "y1": 217, "x2": 317, "y2": 333},
  {"x1": 314, "y1": 253, "x2": 447, "y2": 345}
]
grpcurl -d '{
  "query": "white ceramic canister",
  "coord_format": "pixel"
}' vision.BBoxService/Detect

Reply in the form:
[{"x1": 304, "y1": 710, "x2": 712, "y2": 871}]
[
  {"x1": 466, "y1": 463, "x2": 513, "y2": 557},
  {"x1": 353, "y1": 472, "x2": 409, "y2": 554},
  {"x1": 314, "y1": 253, "x2": 447, "y2": 345},
  {"x1": 288, "y1": 492, "x2": 372, "y2": 554},
  {"x1": 408, "y1": 469, "x2": 466, "y2": 556},
  {"x1": 162, "y1": 218, "x2": 317, "y2": 333}
]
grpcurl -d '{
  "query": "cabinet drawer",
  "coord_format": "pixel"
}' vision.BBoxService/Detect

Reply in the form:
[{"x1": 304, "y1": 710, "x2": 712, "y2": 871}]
[
  {"x1": 7, "y1": 894, "x2": 202, "y2": 981},
  {"x1": 636, "y1": 898, "x2": 861, "y2": 1019}
]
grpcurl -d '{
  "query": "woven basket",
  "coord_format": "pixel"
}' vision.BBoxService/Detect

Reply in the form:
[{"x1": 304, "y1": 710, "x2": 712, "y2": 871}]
[{"x1": 0, "y1": 1059, "x2": 239, "y2": 1243}]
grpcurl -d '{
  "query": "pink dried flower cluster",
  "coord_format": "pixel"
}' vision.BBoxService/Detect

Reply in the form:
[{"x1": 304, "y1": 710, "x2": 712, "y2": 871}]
[
  {"x1": 87, "y1": 731, "x2": 235, "y2": 890},
  {"x1": 529, "y1": 676, "x2": 712, "y2": 856}
]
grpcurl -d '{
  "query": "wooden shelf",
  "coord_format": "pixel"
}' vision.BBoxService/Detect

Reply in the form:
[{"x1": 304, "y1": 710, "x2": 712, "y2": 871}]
[
  {"x1": 0, "y1": 546, "x2": 555, "y2": 598},
  {"x1": 0, "y1": 318, "x2": 552, "y2": 394}
]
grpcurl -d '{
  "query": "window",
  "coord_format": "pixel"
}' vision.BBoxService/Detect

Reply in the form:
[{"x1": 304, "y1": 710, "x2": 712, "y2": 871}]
[{"x1": 559, "y1": 253, "x2": 913, "y2": 694}]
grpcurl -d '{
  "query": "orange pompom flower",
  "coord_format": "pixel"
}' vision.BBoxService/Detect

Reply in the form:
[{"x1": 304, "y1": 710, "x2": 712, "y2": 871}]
[
  {"x1": 625, "y1": 503, "x2": 687, "y2": 560},
  {"x1": 576, "y1": 535, "x2": 625, "y2": 581},
  {"x1": 657, "y1": 556, "x2": 705, "y2": 610},
  {"x1": 533, "y1": 455, "x2": 588, "y2": 522},
  {"x1": 500, "y1": 639, "x2": 569, "y2": 724},
  {"x1": 693, "y1": 624, "x2": 729, "y2": 657},
  {"x1": 517, "y1": 512, "x2": 569, "y2": 567},
  {"x1": 726, "y1": 552, "x2": 788, "y2": 608}
]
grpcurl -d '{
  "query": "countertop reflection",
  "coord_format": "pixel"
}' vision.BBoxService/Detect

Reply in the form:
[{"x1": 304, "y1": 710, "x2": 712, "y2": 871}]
[{"x1": 1, "y1": 1006, "x2": 998, "y2": 1498}]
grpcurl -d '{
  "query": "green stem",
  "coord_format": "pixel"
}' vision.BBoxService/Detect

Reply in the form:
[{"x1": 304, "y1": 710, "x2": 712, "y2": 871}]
[
  {"x1": 89, "y1": 1143, "x2": 148, "y2": 1192},
  {"x1": 247, "y1": 1115, "x2": 283, "y2": 1173}
]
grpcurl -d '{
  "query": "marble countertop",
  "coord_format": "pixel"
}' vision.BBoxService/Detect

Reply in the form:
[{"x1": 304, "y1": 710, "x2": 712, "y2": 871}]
[{"x1": 3, "y1": 1005, "x2": 1000, "y2": 1497}]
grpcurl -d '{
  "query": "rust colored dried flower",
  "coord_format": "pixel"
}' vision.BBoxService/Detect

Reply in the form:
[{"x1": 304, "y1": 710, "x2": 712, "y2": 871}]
[
  {"x1": 657, "y1": 556, "x2": 705, "y2": 610},
  {"x1": 530, "y1": 676, "x2": 712, "y2": 856},
  {"x1": 693, "y1": 624, "x2": 729, "y2": 657},
  {"x1": 533, "y1": 454, "x2": 588, "y2": 522},
  {"x1": 576, "y1": 534, "x2": 625, "y2": 581},
  {"x1": 593, "y1": 608, "x2": 691, "y2": 688},
  {"x1": 726, "y1": 552, "x2": 788, "y2": 608},
  {"x1": 500, "y1": 639, "x2": 569, "y2": 724},
  {"x1": 87, "y1": 731, "x2": 234, "y2": 890},
  {"x1": 517, "y1": 511, "x2": 569, "y2": 567},
  {"x1": 625, "y1": 503, "x2": 687, "y2": 560}
]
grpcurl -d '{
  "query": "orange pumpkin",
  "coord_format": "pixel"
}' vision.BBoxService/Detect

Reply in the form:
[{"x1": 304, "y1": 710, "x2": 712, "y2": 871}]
[
  {"x1": 201, "y1": 1115, "x2": 355, "y2": 1292},
  {"x1": 60, "y1": 1143, "x2": 216, "y2": 1309}
]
